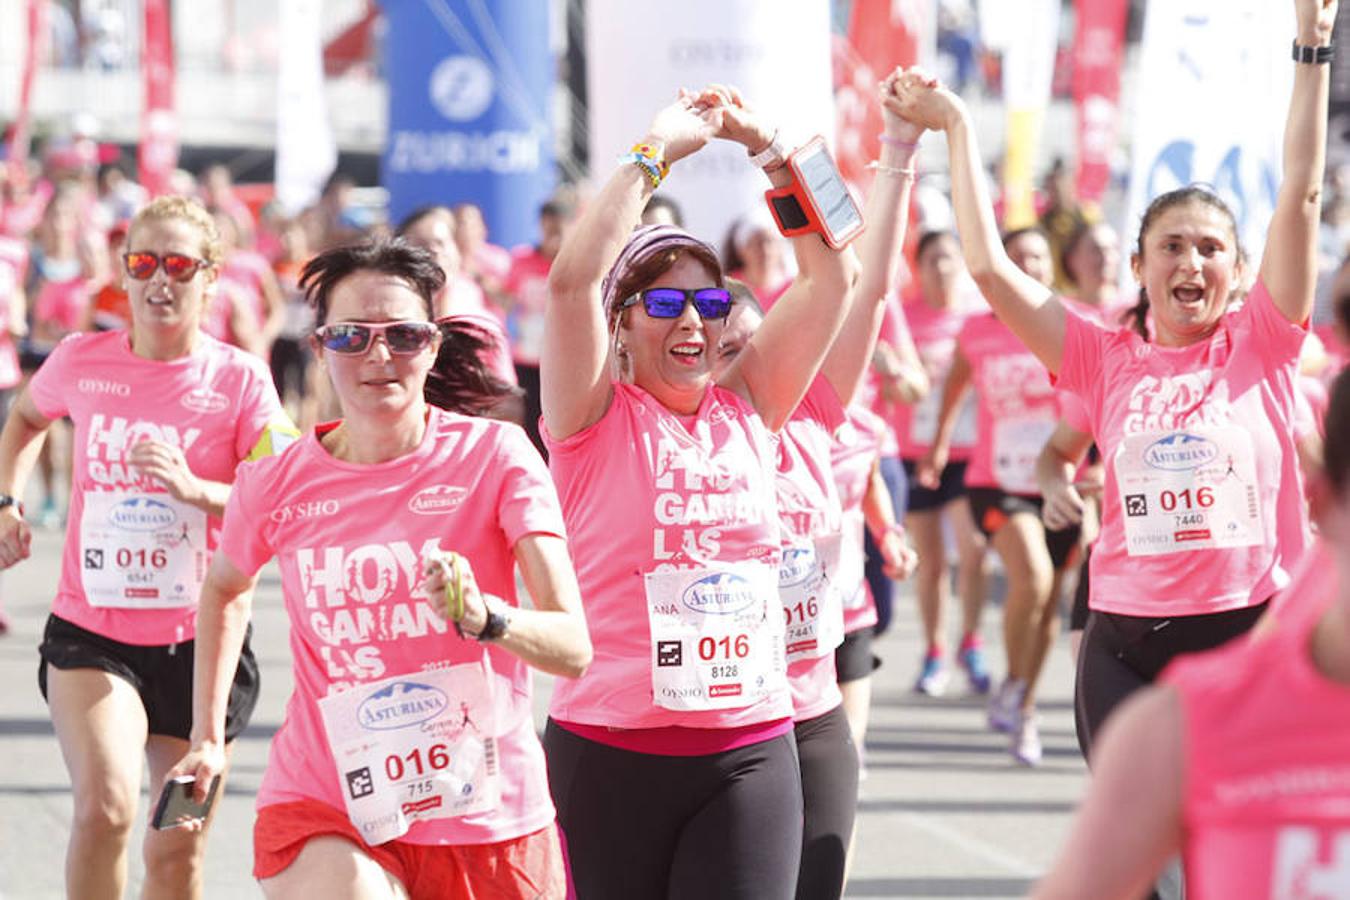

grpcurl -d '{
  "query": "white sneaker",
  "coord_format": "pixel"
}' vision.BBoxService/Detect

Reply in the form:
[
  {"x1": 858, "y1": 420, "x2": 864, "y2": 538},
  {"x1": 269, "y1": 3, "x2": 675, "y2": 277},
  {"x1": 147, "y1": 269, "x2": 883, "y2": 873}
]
[
  {"x1": 1012, "y1": 715, "x2": 1042, "y2": 767},
  {"x1": 987, "y1": 678, "x2": 1025, "y2": 734},
  {"x1": 914, "y1": 655, "x2": 950, "y2": 697}
]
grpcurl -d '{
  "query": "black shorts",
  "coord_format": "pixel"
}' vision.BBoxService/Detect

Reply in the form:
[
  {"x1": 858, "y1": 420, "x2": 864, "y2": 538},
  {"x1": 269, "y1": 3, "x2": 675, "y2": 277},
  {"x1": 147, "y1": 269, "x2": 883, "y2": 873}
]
[
  {"x1": 901, "y1": 459, "x2": 968, "y2": 512},
  {"x1": 834, "y1": 628, "x2": 881, "y2": 684},
  {"x1": 38, "y1": 613, "x2": 260, "y2": 742},
  {"x1": 1069, "y1": 549, "x2": 1092, "y2": 632},
  {"x1": 966, "y1": 487, "x2": 1082, "y2": 570}
]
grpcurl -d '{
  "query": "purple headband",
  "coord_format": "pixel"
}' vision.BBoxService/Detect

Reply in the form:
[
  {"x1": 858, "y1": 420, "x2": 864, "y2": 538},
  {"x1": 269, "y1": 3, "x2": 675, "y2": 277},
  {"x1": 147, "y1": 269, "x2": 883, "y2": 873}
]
[{"x1": 600, "y1": 224, "x2": 722, "y2": 317}]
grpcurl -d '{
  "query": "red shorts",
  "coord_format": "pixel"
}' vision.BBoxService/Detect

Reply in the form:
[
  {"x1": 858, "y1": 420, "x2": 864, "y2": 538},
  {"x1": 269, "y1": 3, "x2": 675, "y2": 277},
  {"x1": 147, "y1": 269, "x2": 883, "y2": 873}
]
[{"x1": 254, "y1": 800, "x2": 566, "y2": 899}]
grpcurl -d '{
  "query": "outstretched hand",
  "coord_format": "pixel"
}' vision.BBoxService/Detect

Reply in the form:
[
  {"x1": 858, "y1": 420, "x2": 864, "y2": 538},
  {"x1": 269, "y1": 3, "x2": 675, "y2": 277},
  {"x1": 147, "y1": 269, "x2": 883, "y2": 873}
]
[
  {"x1": 644, "y1": 89, "x2": 721, "y2": 165},
  {"x1": 885, "y1": 67, "x2": 962, "y2": 134},
  {"x1": 879, "y1": 66, "x2": 932, "y2": 144}
]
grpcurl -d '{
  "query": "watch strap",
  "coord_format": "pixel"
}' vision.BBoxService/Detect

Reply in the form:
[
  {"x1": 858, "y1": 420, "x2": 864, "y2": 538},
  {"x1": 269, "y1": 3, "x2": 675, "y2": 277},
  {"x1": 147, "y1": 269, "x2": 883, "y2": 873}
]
[
  {"x1": 747, "y1": 131, "x2": 786, "y2": 170},
  {"x1": 1292, "y1": 40, "x2": 1334, "y2": 64},
  {"x1": 0, "y1": 494, "x2": 24, "y2": 517},
  {"x1": 476, "y1": 609, "x2": 509, "y2": 642}
]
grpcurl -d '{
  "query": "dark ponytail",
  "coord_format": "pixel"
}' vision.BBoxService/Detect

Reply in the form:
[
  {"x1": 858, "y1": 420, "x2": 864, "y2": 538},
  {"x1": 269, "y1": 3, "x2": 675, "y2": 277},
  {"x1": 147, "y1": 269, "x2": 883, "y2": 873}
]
[
  {"x1": 424, "y1": 319, "x2": 522, "y2": 417},
  {"x1": 1122, "y1": 288, "x2": 1151, "y2": 341},
  {"x1": 1325, "y1": 367, "x2": 1350, "y2": 495}
]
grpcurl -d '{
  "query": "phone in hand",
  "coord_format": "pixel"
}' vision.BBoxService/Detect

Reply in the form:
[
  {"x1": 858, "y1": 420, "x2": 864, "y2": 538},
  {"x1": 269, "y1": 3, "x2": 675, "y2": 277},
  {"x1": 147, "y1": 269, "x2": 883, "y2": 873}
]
[{"x1": 151, "y1": 775, "x2": 220, "y2": 831}]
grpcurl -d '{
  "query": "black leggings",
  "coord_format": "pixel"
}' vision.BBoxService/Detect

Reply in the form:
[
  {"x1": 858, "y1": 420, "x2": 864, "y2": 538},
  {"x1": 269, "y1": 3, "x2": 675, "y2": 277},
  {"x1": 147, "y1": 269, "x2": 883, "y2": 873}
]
[
  {"x1": 1074, "y1": 602, "x2": 1268, "y2": 760},
  {"x1": 795, "y1": 705, "x2": 859, "y2": 900},
  {"x1": 544, "y1": 720, "x2": 803, "y2": 899}
]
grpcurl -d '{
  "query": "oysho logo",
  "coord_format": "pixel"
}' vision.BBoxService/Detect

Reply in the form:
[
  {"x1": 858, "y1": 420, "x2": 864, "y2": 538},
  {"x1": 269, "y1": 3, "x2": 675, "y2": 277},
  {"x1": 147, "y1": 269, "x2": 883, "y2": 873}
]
[
  {"x1": 270, "y1": 499, "x2": 340, "y2": 524},
  {"x1": 1143, "y1": 433, "x2": 1219, "y2": 471},
  {"x1": 681, "y1": 573, "x2": 756, "y2": 615},
  {"x1": 180, "y1": 388, "x2": 230, "y2": 415},
  {"x1": 778, "y1": 547, "x2": 817, "y2": 588},
  {"x1": 409, "y1": 485, "x2": 468, "y2": 516},
  {"x1": 358, "y1": 681, "x2": 449, "y2": 731},
  {"x1": 108, "y1": 497, "x2": 177, "y2": 532},
  {"x1": 78, "y1": 378, "x2": 131, "y2": 397},
  {"x1": 429, "y1": 56, "x2": 495, "y2": 122}
]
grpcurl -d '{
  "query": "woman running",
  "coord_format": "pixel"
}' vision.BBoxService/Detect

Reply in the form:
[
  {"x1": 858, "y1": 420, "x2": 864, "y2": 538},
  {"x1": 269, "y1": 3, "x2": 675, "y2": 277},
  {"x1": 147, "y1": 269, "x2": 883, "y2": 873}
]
[
  {"x1": 890, "y1": 0, "x2": 1330, "y2": 764},
  {"x1": 0, "y1": 195, "x2": 293, "y2": 900},
  {"x1": 918, "y1": 226, "x2": 1082, "y2": 765},
  {"x1": 1033, "y1": 365, "x2": 1350, "y2": 900},
  {"x1": 539, "y1": 86, "x2": 857, "y2": 898},
  {"x1": 169, "y1": 238, "x2": 591, "y2": 898}
]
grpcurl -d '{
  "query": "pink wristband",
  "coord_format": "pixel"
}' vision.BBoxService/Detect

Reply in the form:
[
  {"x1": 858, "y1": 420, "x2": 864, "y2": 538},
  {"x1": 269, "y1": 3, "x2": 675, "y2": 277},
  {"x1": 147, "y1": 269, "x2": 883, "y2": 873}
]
[{"x1": 878, "y1": 134, "x2": 919, "y2": 148}]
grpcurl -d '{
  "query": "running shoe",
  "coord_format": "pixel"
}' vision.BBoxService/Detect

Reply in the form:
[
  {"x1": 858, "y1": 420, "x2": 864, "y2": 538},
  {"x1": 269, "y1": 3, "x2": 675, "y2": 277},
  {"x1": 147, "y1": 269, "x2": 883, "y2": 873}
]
[
  {"x1": 987, "y1": 678, "x2": 1026, "y2": 733},
  {"x1": 1012, "y1": 715, "x2": 1042, "y2": 767},
  {"x1": 914, "y1": 654, "x2": 949, "y2": 697},
  {"x1": 957, "y1": 636, "x2": 992, "y2": 695}
]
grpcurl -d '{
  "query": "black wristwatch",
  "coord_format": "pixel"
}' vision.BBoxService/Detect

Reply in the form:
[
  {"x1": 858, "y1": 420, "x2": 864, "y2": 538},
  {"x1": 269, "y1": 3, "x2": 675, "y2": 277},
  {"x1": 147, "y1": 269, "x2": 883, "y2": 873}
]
[
  {"x1": 0, "y1": 494, "x2": 24, "y2": 517},
  {"x1": 476, "y1": 607, "x2": 510, "y2": 642}
]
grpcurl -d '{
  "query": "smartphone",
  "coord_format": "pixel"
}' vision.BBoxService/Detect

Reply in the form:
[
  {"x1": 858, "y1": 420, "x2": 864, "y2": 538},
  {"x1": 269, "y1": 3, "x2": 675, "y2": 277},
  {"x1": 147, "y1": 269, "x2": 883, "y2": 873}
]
[
  {"x1": 151, "y1": 774, "x2": 219, "y2": 830},
  {"x1": 788, "y1": 136, "x2": 865, "y2": 249}
]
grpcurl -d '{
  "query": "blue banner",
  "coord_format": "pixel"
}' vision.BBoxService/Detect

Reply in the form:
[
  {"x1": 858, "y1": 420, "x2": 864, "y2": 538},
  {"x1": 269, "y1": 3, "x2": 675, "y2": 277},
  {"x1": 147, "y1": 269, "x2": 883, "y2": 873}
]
[{"x1": 380, "y1": 0, "x2": 554, "y2": 249}]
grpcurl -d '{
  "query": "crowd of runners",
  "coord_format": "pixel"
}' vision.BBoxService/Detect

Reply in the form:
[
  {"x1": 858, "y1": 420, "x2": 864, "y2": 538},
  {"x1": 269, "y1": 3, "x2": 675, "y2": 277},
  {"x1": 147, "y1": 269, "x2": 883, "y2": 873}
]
[{"x1": 0, "y1": 1, "x2": 1347, "y2": 897}]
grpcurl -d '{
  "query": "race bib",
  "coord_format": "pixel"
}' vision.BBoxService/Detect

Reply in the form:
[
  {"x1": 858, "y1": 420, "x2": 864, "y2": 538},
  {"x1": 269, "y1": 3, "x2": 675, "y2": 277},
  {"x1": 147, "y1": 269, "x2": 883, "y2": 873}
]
[
  {"x1": 645, "y1": 562, "x2": 786, "y2": 712},
  {"x1": 318, "y1": 664, "x2": 500, "y2": 846},
  {"x1": 780, "y1": 534, "x2": 846, "y2": 661},
  {"x1": 1115, "y1": 425, "x2": 1263, "y2": 557},
  {"x1": 992, "y1": 416, "x2": 1057, "y2": 496},
  {"x1": 79, "y1": 493, "x2": 207, "y2": 608},
  {"x1": 909, "y1": 379, "x2": 978, "y2": 449}
]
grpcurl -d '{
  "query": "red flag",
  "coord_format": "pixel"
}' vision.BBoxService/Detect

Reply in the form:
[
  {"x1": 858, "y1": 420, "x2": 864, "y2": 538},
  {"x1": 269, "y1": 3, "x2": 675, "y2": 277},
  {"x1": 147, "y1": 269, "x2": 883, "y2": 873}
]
[
  {"x1": 139, "y1": 0, "x2": 178, "y2": 197},
  {"x1": 834, "y1": 1, "x2": 926, "y2": 192},
  {"x1": 1072, "y1": 0, "x2": 1127, "y2": 204},
  {"x1": 6, "y1": 0, "x2": 47, "y2": 169}
]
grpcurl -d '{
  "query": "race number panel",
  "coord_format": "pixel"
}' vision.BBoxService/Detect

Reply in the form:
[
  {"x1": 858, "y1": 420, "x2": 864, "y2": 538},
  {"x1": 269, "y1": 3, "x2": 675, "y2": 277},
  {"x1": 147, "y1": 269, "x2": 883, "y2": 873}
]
[
  {"x1": 319, "y1": 664, "x2": 500, "y2": 846},
  {"x1": 80, "y1": 492, "x2": 207, "y2": 608},
  {"x1": 780, "y1": 533, "x2": 846, "y2": 661},
  {"x1": 1115, "y1": 425, "x2": 1263, "y2": 557},
  {"x1": 992, "y1": 416, "x2": 1057, "y2": 496}
]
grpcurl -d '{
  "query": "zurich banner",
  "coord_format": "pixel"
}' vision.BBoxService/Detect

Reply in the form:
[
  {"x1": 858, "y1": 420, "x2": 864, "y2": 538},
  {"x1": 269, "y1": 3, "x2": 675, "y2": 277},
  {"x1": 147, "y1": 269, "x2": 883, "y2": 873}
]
[{"x1": 380, "y1": 0, "x2": 554, "y2": 248}]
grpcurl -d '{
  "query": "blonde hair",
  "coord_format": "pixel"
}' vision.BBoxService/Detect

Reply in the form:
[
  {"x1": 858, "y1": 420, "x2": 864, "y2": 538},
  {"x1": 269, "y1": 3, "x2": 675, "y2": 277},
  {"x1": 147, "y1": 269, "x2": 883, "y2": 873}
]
[{"x1": 128, "y1": 195, "x2": 223, "y2": 267}]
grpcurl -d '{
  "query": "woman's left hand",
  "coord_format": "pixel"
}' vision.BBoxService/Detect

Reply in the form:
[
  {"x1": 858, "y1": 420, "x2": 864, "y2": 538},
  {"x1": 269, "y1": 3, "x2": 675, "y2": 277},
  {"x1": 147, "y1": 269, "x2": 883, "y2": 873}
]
[
  {"x1": 127, "y1": 440, "x2": 202, "y2": 505},
  {"x1": 879, "y1": 67, "x2": 931, "y2": 144},
  {"x1": 879, "y1": 528, "x2": 918, "y2": 580},
  {"x1": 696, "y1": 84, "x2": 777, "y2": 154}
]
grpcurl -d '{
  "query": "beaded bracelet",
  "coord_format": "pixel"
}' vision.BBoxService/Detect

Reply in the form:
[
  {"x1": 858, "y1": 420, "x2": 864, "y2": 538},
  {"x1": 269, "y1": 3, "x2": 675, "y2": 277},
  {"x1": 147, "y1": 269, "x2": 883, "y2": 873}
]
[
  {"x1": 620, "y1": 142, "x2": 671, "y2": 188},
  {"x1": 866, "y1": 160, "x2": 917, "y2": 178},
  {"x1": 878, "y1": 134, "x2": 919, "y2": 149}
]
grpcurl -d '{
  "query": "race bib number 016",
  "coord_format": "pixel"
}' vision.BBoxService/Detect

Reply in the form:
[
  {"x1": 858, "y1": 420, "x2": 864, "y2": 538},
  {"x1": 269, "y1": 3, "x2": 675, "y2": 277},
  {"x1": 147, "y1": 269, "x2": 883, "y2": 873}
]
[
  {"x1": 645, "y1": 563, "x2": 785, "y2": 712},
  {"x1": 80, "y1": 493, "x2": 207, "y2": 608},
  {"x1": 1115, "y1": 425, "x2": 1263, "y2": 557},
  {"x1": 781, "y1": 534, "x2": 846, "y2": 662},
  {"x1": 319, "y1": 665, "x2": 499, "y2": 846}
]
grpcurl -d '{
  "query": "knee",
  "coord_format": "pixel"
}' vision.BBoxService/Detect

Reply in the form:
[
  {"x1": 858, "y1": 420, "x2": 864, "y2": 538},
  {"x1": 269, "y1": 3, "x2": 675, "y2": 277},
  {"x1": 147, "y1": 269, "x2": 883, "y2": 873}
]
[
  {"x1": 143, "y1": 827, "x2": 207, "y2": 886},
  {"x1": 71, "y1": 789, "x2": 137, "y2": 846}
]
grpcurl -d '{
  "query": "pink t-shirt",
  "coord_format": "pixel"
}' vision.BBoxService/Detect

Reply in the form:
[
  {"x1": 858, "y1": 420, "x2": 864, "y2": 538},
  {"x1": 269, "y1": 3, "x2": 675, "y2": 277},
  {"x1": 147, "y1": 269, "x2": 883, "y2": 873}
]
[
  {"x1": 32, "y1": 275, "x2": 90, "y2": 339},
  {"x1": 545, "y1": 382, "x2": 792, "y2": 731},
  {"x1": 833, "y1": 406, "x2": 884, "y2": 634},
  {"x1": 504, "y1": 248, "x2": 552, "y2": 365},
  {"x1": 219, "y1": 409, "x2": 565, "y2": 846},
  {"x1": 778, "y1": 377, "x2": 847, "y2": 722},
  {"x1": 887, "y1": 296, "x2": 981, "y2": 460},
  {"x1": 29, "y1": 331, "x2": 287, "y2": 645},
  {"x1": 957, "y1": 313, "x2": 1060, "y2": 494},
  {"x1": 220, "y1": 250, "x2": 273, "y2": 327},
  {"x1": 1165, "y1": 545, "x2": 1349, "y2": 899},
  {"x1": 1056, "y1": 280, "x2": 1308, "y2": 617}
]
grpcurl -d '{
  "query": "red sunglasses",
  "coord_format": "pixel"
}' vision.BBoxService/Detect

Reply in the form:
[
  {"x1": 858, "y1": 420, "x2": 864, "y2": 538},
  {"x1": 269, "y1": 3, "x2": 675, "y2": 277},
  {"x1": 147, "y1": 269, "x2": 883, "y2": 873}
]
[{"x1": 123, "y1": 251, "x2": 209, "y2": 282}]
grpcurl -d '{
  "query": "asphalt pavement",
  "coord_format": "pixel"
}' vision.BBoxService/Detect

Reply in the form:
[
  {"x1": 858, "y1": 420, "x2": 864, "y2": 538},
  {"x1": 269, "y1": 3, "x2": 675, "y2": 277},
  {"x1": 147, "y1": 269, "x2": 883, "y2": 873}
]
[{"x1": 0, "y1": 523, "x2": 1087, "y2": 899}]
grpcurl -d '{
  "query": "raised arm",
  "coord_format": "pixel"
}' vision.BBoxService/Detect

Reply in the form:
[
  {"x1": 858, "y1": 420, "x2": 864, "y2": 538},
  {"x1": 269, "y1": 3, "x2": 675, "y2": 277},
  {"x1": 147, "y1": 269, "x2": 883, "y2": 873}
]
[
  {"x1": 542, "y1": 93, "x2": 718, "y2": 440},
  {"x1": 820, "y1": 70, "x2": 925, "y2": 407},
  {"x1": 890, "y1": 73, "x2": 1067, "y2": 374},
  {"x1": 1259, "y1": 0, "x2": 1337, "y2": 323},
  {"x1": 710, "y1": 91, "x2": 856, "y2": 430}
]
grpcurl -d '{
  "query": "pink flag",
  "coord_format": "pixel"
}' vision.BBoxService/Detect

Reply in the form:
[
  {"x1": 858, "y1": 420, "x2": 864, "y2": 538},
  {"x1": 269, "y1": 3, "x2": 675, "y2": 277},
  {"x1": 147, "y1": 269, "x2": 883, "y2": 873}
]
[
  {"x1": 139, "y1": 0, "x2": 178, "y2": 197},
  {"x1": 1072, "y1": 0, "x2": 1127, "y2": 203}
]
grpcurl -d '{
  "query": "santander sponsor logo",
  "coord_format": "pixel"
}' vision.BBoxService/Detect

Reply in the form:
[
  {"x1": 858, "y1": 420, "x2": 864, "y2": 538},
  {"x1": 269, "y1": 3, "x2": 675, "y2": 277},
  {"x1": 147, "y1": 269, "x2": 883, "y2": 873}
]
[
  {"x1": 180, "y1": 387, "x2": 230, "y2": 415},
  {"x1": 409, "y1": 484, "x2": 468, "y2": 516}
]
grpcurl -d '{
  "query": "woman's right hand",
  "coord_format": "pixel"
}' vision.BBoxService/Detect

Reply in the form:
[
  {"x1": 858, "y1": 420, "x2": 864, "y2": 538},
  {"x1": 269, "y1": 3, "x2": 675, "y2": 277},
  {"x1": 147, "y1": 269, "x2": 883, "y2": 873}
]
[
  {"x1": 885, "y1": 67, "x2": 964, "y2": 134},
  {"x1": 916, "y1": 444, "x2": 948, "y2": 491},
  {"x1": 164, "y1": 740, "x2": 227, "y2": 823},
  {"x1": 643, "y1": 89, "x2": 721, "y2": 165},
  {"x1": 1041, "y1": 481, "x2": 1085, "y2": 531},
  {"x1": 0, "y1": 508, "x2": 32, "y2": 570},
  {"x1": 879, "y1": 66, "x2": 933, "y2": 144}
]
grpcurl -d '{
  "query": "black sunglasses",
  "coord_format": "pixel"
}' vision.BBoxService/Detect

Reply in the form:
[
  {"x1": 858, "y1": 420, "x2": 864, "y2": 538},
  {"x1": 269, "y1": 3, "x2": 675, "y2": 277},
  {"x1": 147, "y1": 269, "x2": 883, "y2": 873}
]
[
  {"x1": 620, "y1": 287, "x2": 733, "y2": 320},
  {"x1": 314, "y1": 320, "x2": 439, "y2": 355}
]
